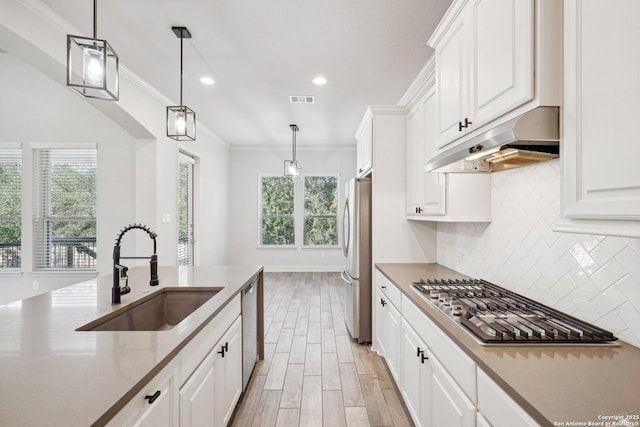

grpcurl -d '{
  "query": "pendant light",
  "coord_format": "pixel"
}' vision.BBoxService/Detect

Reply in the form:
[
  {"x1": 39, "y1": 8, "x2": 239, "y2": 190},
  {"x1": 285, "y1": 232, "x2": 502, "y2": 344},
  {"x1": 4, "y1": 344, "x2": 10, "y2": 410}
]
[
  {"x1": 66, "y1": 0, "x2": 119, "y2": 100},
  {"x1": 167, "y1": 26, "x2": 196, "y2": 141},
  {"x1": 284, "y1": 124, "x2": 302, "y2": 177}
]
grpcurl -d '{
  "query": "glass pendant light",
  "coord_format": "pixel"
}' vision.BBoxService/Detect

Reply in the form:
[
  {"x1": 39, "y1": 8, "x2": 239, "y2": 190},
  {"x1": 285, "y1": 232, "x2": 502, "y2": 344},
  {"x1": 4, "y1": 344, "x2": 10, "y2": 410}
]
[
  {"x1": 284, "y1": 124, "x2": 302, "y2": 177},
  {"x1": 167, "y1": 26, "x2": 196, "y2": 141},
  {"x1": 66, "y1": 0, "x2": 119, "y2": 100}
]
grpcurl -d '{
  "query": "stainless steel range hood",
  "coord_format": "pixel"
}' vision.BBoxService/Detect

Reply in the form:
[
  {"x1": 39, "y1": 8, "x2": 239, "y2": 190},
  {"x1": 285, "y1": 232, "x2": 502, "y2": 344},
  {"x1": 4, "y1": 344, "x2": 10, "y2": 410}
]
[{"x1": 424, "y1": 107, "x2": 559, "y2": 173}]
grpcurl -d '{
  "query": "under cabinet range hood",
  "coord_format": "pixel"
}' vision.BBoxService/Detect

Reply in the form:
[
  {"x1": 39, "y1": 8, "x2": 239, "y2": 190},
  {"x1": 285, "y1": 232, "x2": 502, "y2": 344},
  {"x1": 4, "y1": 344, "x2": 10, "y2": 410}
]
[{"x1": 425, "y1": 107, "x2": 560, "y2": 173}]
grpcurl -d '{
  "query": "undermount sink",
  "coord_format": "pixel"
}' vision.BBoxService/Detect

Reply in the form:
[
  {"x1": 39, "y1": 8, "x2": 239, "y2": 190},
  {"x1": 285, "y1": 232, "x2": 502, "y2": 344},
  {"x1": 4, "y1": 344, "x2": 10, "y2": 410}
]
[{"x1": 77, "y1": 287, "x2": 222, "y2": 332}]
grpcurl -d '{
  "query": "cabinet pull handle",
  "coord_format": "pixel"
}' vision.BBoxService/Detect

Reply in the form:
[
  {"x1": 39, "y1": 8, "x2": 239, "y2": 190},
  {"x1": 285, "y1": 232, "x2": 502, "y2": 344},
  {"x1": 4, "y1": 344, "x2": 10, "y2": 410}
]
[
  {"x1": 416, "y1": 207, "x2": 422, "y2": 214},
  {"x1": 218, "y1": 342, "x2": 228, "y2": 357},
  {"x1": 421, "y1": 353, "x2": 429, "y2": 364},
  {"x1": 458, "y1": 121, "x2": 464, "y2": 132},
  {"x1": 145, "y1": 390, "x2": 161, "y2": 404},
  {"x1": 381, "y1": 285, "x2": 386, "y2": 289},
  {"x1": 380, "y1": 298, "x2": 386, "y2": 307},
  {"x1": 359, "y1": 168, "x2": 363, "y2": 173},
  {"x1": 417, "y1": 347, "x2": 424, "y2": 357},
  {"x1": 464, "y1": 117, "x2": 473, "y2": 128}
]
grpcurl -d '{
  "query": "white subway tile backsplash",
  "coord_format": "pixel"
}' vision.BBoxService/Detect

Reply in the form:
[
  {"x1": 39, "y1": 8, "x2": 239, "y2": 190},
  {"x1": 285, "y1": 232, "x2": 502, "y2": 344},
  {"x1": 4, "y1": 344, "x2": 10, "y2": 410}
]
[{"x1": 437, "y1": 159, "x2": 640, "y2": 348}]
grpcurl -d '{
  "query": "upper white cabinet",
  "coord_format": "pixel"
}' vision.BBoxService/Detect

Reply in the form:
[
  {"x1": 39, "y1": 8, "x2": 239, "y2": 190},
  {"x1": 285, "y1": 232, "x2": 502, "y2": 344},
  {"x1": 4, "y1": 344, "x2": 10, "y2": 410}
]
[
  {"x1": 402, "y1": 61, "x2": 491, "y2": 222},
  {"x1": 355, "y1": 116, "x2": 373, "y2": 177},
  {"x1": 557, "y1": 0, "x2": 640, "y2": 238},
  {"x1": 428, "y1": 0, "x2": 560, "y2": 151}
]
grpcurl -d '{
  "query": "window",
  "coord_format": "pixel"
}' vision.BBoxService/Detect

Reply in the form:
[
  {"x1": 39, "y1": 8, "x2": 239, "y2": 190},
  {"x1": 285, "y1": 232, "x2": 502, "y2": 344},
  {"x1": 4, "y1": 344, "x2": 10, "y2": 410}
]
[
  {"x1": 178, "y1": 152, "x2": 195, "y2": 266},
  {"x1": 259, "y1": 174, "x2": 340, "y2": 247},
  {"x1": 260, "y1": 175, "x2": 295, "y2": 246},
  {"x1": 33, "y1": 148, "x2": 97, "y2": 270},
  {"x1": 0, "y1": 148, "x2": 22, "y2": 269},
  {"x1": 304, "y1": 175, "x2": 338, "y2": 246}
]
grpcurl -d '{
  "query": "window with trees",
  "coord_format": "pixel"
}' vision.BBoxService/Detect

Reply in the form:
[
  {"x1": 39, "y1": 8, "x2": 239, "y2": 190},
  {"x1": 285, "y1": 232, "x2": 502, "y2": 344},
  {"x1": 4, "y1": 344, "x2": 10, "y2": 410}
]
[
  {"x1": 260, "y1": 176, "x2": 295, "y2": 245},
  {"x1": 178, "y1": 152, "x2": 195, "y2": 266},
  {"x1": 33, "y1": 148, "x2": 97, "y2": 270},
  {"x1": 304, "y1": 175, "x2": 338, "y2": 246},
  {"x1": 0, "y1": 148, "x2": 22, "y2": 269},
  {"x1": 259, "y1": 174, "x2": 339, "y2": 247}
]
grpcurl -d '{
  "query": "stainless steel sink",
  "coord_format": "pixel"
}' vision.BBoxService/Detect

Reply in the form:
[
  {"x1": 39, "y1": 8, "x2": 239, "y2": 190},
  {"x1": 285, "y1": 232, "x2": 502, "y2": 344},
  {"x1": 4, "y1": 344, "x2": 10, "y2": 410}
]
[{"x1": 77, "y1": 287, "x2": 222, "y2": 331}]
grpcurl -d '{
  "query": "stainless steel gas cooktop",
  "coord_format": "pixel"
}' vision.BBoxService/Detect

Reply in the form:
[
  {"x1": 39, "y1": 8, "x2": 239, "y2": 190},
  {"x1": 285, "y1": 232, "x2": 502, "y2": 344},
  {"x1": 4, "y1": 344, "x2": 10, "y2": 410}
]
[{"x1": 412, "y1": 278, "x2": 618, "y2": 346}]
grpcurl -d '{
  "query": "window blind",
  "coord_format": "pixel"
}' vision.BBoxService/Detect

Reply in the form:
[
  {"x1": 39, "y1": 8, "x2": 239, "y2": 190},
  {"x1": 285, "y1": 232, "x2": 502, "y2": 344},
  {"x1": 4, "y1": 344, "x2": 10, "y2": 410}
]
[
  {"x1": 178, "y1": 152, "x2": 194, "y2": 266},
  {"x1": 33, "y1": 148, "x2": 97, "y2": 270},
  {"x1": 0, "y1": 148, "x2": 22, "y2": 269}
]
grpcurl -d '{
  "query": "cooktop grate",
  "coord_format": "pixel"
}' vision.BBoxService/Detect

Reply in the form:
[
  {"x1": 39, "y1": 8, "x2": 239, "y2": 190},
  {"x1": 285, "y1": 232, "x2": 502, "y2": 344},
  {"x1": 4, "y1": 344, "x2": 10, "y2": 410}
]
[{"x1": 412, "y1": 278, "x2": 618, "y2": 345}]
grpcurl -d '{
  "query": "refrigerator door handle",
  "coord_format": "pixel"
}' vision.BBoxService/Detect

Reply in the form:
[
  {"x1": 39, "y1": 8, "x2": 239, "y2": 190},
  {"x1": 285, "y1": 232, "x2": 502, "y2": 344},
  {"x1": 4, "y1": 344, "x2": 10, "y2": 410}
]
[
  {"x1": 341, "y1": 270, "x2": 353, "y2": 285},
  {"x1": 342, "y1": 197, "x2": 350, "y2": 258}
]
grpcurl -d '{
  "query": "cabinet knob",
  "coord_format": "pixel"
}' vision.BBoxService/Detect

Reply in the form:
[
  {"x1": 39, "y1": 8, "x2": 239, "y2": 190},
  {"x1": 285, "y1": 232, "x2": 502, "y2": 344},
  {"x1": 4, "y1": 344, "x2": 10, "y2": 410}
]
[
  {"x1": 381, "y1": 285, "x2": 386, "y2": 289},
  {"x1": 145, "y1": 390, "x2": 161, "y2": 404},
  {"x1": 468, "y1": 144, "x2": 483, "y2": 154},
  {"x1": 359, "y1": 168, "x2": 363, "y2": 173}
]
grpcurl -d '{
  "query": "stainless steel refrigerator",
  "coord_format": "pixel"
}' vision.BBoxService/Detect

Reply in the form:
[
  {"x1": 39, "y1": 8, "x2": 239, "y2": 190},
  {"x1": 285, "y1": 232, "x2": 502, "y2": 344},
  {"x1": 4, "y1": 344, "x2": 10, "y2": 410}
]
[{"x1": 341, "y1": 177, "x2": 372, "y2": 343}]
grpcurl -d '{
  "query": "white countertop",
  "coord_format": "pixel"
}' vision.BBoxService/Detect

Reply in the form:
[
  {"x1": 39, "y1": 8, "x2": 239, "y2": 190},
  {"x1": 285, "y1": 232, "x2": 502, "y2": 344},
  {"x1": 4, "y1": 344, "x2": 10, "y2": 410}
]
[{"x1": 0, "y1": 265, "x2": 262, "y2": 427}]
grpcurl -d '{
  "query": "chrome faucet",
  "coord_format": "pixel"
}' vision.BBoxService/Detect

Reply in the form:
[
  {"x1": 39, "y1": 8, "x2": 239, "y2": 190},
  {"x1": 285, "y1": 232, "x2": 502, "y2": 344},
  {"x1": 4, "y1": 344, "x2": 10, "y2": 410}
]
[{"x1": 112, "y1": 224, "x2": 159, "y2": 304}]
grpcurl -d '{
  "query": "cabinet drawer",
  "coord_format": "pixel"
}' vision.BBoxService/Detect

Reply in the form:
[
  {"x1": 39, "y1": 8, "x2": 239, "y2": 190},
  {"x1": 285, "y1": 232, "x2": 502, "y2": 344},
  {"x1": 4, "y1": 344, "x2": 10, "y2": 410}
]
[
  {"x1": 477, "y1": 369, "x2": 539, "y2": 427},
  {"x1": 375, "y1": 269, "x2": 402, "y2": 310},
  {"x1": 402, "y1": 293, "x2": 476, "y2": 402},
  {"x1": 180, "y1": 294, "x2": 241, "y2": 387}
]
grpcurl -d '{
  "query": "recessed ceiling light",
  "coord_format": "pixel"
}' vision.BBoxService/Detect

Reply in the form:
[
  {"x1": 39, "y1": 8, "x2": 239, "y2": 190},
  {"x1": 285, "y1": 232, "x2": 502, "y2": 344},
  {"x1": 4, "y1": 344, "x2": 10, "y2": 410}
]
[
  {"x1": 200, "y1": 76, "x2": 215, "y2": 85},
  {"x1": 312, "y1": 76, "x2": 327, "y2": 86}
]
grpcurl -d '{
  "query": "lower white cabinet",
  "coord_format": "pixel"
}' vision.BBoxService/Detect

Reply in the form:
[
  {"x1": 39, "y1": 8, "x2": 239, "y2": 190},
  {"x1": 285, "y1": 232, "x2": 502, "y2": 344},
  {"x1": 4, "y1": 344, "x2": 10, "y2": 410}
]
[
  {"x1": 375, "y1": 285, "x2": 401, "y2": 383},
  {"x1": 180, "y1": 316, "x2": 242, "y2": 427},
  {"x1": 400, "y1": 318, "x2": 431, "y2": 427},
  {"x1": 477, "y1": 369, "x2": 538, "y2": 427},
  {"x1": 106, "y1": 359, "x2": 179, "y2": 427},
  {"x1": 431, "y1": 354, "x2": 476, "y2": 427}
]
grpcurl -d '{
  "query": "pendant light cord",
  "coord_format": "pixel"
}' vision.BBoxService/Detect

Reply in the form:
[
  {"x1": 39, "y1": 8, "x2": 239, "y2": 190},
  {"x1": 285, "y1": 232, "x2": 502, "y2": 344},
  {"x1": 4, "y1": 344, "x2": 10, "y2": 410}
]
[
  {"x1": 180, "y1": 29, "x2": 184, "y2": 107},
  {"x1": 93, "y1": 0, "x2": 97, "y2": 39}
]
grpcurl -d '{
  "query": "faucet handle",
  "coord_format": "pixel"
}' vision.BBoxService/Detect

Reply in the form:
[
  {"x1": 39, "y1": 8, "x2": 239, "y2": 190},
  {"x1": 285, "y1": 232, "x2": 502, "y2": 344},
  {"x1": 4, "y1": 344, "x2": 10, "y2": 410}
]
[{"x1": 120, "y1": 276, "x2": 131, "y2": 295}]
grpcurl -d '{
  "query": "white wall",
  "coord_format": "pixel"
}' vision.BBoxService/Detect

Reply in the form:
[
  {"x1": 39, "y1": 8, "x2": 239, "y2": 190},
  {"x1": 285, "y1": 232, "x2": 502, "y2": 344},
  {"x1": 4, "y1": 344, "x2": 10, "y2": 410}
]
[
  {"x1": 228, "y1": 146, "x2": 356, "y2": 271},
  {"x1": 437, "y1": 159, "x2": 640, "y2": 348}
]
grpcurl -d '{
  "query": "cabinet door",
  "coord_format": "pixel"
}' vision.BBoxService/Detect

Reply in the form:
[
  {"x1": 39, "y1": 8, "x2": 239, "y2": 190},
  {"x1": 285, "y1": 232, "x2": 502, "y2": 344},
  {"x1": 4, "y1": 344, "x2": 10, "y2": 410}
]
[
  {"x1": 375, "y1": 286, "x2": 401, "y2": 382},
  {"x1": 406, "y1": 103, "x2": 424, "y2": 215},
  {"x1": 420, "y1": 89, "x2": 446, "y2": 215},
  {"x1": 180, "y1": 351, "x2": 216, "y2": 427},
  {"x1": 470, "y1": 0, "x2": 534, "y2": 127},
  {"x1": 436, "y1": 9, "x2": 470, "y2": 149},
  {"x1": 400, "y1": 318, "x2": 431, "y2": 427},
  {"x1": 430, "y1": 354, "x2": 476, "y2": 427},
  {"x1": 216, "y1": 316, "x2": 243, "y2": 427},
  {"x1": 562, "y1": 0, "x2": 640, "y2": 224}
]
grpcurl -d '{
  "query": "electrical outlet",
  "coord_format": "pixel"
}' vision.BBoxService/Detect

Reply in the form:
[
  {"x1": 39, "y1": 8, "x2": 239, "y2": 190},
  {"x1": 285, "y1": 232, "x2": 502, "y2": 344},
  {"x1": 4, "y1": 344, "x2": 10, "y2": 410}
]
[{"x1": 32, "y1": 281, "x2": 39, "y2": 290}]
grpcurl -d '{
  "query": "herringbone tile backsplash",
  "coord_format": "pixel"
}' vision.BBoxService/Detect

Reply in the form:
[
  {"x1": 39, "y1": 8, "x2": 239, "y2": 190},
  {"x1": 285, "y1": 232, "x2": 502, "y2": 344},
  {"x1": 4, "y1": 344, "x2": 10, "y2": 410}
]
[{"x1": 437, "y1": 159, "x2": 640, "y2": 348}]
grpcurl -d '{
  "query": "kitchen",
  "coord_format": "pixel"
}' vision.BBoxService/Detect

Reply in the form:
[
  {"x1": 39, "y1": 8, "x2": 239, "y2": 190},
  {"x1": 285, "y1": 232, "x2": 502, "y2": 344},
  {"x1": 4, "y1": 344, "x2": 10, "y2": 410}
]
[{"x1": 1, "y1": 0, "x2": 640, "y2": 426}]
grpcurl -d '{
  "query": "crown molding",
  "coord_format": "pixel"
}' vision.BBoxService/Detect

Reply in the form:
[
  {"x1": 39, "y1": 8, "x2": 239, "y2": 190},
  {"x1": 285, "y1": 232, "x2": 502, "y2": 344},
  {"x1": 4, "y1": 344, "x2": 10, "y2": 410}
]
[{"x1": 398, "y1": 55, "x2": 436, "y2": 109}]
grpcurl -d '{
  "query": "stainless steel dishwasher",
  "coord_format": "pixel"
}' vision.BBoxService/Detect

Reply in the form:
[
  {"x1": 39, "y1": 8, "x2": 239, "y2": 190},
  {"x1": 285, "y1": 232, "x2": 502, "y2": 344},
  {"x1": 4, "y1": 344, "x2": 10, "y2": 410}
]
[{"x1": 242, "y1": 277, "x2": 258, "y2": 391}]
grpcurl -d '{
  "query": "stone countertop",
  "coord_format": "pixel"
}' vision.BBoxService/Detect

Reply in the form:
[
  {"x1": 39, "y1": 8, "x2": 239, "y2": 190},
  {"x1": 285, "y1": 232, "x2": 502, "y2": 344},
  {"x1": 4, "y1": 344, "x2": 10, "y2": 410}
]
[
  {"x1": 376, "y1": 263, "x2": 640, "y2": 427},
  {"x1": 0, "y1": 265, "x2": 263, "y2": 427}
]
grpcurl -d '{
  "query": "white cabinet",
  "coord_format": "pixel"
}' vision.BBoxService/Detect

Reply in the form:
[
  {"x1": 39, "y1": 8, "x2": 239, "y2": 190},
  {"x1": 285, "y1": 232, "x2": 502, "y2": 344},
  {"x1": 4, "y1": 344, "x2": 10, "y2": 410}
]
[
  {"x1": 355, "y1": 116, "x2": 373, "y2": 177},
  {"x1": 400, "y1": 318, "x2": 431, "y2": 427},
  {"x1": 406, "y1": 85, "x2": 446, "y2": 217},
  {"x1": 428, "y1": 0, "x2": 558, "y2": 151},
  {"x1": 430, "y1": 354, "x2": 476, "y2": 427},
  {"x1": 557, "y1": 0, "x2": 640, "y2": 238},
  {"x1": 375, "y1": 285, "x2": 401, "y2": 383},
  {"x1": 106, "y1": 360, "x2": 179, "y2": 427},
  {"x1": 404, "y1": 75, "x2": 491, "y2": 222},
  {"x1": 180, "y1": 316, "x2": 242, "y2": 427}
]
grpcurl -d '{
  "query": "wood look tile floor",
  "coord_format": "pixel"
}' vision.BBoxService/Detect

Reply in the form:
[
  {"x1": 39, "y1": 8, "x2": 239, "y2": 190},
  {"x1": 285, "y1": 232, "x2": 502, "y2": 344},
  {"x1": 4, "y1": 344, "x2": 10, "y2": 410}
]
[{"x1": 231, "y1": 272, "x2": 414, "y2": 427}]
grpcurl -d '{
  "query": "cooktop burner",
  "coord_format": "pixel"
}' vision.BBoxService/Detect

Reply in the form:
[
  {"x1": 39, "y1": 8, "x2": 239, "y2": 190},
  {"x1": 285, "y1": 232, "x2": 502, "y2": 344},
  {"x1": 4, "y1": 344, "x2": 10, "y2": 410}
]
[{"x1": 412, "y1": 278, "x2": 618, "y2": 345}]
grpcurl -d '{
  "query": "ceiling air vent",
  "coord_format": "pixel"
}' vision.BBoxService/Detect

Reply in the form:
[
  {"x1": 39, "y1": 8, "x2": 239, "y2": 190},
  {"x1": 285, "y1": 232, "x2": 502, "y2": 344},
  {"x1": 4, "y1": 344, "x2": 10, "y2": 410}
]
[{"x1": 289, "y1": 95, "x2": 315, "y2": 104}]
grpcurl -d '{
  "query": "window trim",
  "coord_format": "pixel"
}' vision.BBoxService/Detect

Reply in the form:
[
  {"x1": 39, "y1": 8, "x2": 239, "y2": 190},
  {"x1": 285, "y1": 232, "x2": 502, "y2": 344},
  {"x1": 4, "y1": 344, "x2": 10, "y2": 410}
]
[{"x1": 0, "y1": 144, "x2": 23, "y2": 271}]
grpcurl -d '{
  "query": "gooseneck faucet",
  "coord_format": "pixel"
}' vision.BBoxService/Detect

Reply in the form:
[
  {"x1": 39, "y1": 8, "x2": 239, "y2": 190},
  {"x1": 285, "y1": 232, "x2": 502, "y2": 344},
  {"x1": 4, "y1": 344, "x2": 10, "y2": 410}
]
[{"x1": 112, "y1": 224, "x2": 159, "y2": 304}]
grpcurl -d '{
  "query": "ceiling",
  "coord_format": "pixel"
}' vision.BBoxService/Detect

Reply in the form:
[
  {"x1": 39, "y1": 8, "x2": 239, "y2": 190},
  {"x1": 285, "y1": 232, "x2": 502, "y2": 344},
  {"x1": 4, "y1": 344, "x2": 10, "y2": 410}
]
[{"x1": 40, "y1": 0, "x2": 452, "y2": 147}]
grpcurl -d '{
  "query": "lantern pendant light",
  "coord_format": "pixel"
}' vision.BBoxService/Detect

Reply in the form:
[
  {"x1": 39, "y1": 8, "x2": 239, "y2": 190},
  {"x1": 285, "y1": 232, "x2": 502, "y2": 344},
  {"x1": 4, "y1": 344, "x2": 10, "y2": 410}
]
[
  {"x1": 167, "y1": 26, "x2": 196, "y2": 141},
  {"x1": 66, "y1": 0, "x2": 119, "y2": 100},
  {"x1": 284, "y1": 124, "x2": 302, "y2": 177}
]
